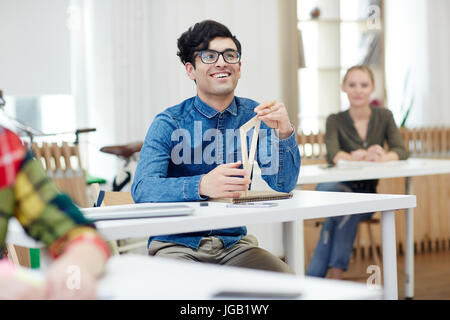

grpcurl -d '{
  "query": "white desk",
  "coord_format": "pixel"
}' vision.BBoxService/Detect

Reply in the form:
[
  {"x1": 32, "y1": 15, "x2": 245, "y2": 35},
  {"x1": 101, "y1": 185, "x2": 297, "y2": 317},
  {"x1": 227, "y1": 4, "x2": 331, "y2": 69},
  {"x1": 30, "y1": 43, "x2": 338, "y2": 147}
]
[
  {"x1": 98, "y1": 254, "x2": 383, "y2": 300},
  {"x1": 294, "y1": 158, "x2": 450, "y2": 299},
  {"x1": 298, "y1": 158, "x2": 450, "y2": 184},
  {"x1": 7, "y1": 190, "x2": 415, "y2": 300}
]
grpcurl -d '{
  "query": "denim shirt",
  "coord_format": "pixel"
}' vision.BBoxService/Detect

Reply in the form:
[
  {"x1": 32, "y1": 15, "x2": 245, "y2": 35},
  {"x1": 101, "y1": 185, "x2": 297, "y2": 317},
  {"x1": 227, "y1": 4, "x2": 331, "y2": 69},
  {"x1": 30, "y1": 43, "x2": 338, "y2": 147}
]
[{"x1": 131, "y1": 95, "x2": 301, "y2": 250}]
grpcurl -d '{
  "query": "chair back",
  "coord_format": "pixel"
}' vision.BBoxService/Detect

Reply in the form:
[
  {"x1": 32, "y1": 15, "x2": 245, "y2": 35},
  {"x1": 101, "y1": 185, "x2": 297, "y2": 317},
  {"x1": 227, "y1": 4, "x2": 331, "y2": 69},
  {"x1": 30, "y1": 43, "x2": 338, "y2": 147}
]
[
  {"x1": 296, "y1": 131, "x2": 327, "y2": 164},
  {"x1": 96, "y1": 190, "x2": 134, "y2": 207},
  {"x1": 31, "y1": 141, "x2": 89, "y2": 207}
]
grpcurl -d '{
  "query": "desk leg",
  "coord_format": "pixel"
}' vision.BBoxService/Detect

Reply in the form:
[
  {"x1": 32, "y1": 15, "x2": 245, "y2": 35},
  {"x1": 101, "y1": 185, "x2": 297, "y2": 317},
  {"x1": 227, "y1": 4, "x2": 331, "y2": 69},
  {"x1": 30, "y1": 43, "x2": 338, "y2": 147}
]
[
  {"x1": 283, "y1": 220, "x2": 304, "y2": 276},
  {"x1": 382, "y1": 210, "x2": 398, "y2": 300},
  {"x1": 405, "y1": 177, "x2": 414, "y2": 299}
]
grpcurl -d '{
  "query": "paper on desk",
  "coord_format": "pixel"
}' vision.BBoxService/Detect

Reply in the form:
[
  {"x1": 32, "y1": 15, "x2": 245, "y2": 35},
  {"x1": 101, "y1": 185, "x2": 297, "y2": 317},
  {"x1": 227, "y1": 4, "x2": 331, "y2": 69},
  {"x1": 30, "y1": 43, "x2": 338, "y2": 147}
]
[{"x1": 336, "y1": 159, "x2": 405, "y2": 168}]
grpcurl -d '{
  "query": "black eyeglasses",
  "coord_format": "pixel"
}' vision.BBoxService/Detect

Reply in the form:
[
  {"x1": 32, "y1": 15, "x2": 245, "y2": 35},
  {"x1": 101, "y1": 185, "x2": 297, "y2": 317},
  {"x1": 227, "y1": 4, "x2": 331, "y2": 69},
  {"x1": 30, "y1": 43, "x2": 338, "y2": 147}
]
[{"x1": 196, "y1": 49, "x2": 241, "y2": 64}]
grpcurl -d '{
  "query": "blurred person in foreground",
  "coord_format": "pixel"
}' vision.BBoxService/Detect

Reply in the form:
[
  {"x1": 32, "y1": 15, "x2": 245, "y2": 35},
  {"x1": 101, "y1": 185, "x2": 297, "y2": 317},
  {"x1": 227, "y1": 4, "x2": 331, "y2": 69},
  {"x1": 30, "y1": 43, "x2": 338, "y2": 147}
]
[{"x1": 0, "y1": 125, "x2": 110, "y2": 299}]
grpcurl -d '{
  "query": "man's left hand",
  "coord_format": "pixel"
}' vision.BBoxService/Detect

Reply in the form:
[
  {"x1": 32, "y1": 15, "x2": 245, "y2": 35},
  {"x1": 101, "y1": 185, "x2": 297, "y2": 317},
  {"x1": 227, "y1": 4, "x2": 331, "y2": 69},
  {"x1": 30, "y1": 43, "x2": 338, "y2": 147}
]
[{"x1": 254, "y1": 101, "x2": 293, "y2": 140}]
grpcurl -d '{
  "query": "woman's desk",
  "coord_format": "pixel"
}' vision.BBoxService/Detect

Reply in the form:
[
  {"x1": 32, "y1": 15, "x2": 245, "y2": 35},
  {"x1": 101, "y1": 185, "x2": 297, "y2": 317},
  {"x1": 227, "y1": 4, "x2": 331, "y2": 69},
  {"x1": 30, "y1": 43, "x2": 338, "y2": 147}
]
[
  {"x1": 98, "y1": 254, "x2": 383, "y2": 300},
  {"x1": 294, "y1": 158, "x2": 450, "y2": 299},
  {"x1": 7, "y1": 190, "x2": 415, "y2": 299},
  {"x1": 298, "y1": 158, "x2": 450, "y2": 184}
]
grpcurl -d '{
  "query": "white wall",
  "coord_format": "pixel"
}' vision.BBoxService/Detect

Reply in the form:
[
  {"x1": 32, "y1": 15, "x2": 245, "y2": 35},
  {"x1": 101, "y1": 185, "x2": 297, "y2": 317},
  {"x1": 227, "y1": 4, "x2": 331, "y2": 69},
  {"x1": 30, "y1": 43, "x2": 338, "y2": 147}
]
[
  {"x1": 385, "y1": 0, "x2": 450, "y2": 127},
  {"x1": 0, "y1": 0, "x2": 71, "y2": 96},
  {"x1": 426, "y1": 0, "x2": 450, "y2": 127}
]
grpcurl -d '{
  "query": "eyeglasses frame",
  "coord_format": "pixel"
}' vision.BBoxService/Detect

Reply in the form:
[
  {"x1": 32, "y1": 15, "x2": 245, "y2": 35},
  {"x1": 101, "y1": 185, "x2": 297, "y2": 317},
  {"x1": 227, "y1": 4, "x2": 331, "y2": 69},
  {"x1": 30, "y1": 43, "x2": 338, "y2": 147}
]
[{"x1": 195, "y1": 49, "x2": 241, "y2": 64}]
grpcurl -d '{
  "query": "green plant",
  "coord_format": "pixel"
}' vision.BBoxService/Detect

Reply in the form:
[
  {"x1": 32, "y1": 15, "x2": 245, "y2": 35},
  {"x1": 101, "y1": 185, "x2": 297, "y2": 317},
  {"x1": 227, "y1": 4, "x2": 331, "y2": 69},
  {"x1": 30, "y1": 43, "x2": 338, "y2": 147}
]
[{"x1": 399, "y1": 69, "x2": 413, "y2": 128}]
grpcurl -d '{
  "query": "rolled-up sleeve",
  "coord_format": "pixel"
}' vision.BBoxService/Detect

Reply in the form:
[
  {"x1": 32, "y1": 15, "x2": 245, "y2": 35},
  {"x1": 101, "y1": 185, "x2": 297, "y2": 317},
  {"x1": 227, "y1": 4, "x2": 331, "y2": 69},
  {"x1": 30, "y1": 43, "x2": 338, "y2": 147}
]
[
  {"x1": 325, "y1": 114, "x2": 340, "y2": 164},
  {"x1": 258, "y1": 125, "x2": 301, "y2": 192},
  {"x1": 385, "y1": 110, "x2": 409, "y2": 160}
]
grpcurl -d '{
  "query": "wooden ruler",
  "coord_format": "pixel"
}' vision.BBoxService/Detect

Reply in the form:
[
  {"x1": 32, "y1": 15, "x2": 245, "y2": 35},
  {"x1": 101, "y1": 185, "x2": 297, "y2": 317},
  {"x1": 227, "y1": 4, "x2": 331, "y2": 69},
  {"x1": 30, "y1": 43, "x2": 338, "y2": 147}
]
[{"x1": 239, "y1": 116, "x2": 261, "y2": 197}]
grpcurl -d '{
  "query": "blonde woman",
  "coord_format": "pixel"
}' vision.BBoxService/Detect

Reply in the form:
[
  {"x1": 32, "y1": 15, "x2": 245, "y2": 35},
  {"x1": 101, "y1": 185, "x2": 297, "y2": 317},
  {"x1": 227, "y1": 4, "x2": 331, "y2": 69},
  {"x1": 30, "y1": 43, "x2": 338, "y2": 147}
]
[{"x1": 306, "y1": 65, "x2": 408, "y2": 279}]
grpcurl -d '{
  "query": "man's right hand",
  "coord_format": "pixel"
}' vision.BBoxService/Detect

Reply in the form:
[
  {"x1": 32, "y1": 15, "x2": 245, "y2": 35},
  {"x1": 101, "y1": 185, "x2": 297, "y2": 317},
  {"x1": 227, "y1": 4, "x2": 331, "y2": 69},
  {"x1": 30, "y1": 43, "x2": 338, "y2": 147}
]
[{"x1": 199, "y1": 161, "x2": 251, "y2": 198}]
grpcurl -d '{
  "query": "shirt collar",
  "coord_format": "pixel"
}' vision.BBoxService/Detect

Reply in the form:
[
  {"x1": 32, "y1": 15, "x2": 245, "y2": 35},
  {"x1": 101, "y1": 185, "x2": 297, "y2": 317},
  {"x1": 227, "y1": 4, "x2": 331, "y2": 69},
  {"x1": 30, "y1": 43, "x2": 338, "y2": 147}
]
[{"x1": 194, "y1": 95, "x2": 238, "y2": 118}]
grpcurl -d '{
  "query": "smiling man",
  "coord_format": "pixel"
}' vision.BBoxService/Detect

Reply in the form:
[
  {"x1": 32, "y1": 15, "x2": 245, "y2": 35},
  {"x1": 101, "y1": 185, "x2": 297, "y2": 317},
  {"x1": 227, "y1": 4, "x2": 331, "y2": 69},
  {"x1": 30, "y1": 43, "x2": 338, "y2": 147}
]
[{"x1": 132, "y1": 20, "x2": 300, "y2": 273}]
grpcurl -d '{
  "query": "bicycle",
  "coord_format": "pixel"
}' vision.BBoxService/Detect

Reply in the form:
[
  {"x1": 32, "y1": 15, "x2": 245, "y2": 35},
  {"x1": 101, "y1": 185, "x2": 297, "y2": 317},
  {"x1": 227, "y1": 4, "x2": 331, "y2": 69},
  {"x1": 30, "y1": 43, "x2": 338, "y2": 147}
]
[{"x1": 100, "y1": 141, "x2": 143, "y2": 192}]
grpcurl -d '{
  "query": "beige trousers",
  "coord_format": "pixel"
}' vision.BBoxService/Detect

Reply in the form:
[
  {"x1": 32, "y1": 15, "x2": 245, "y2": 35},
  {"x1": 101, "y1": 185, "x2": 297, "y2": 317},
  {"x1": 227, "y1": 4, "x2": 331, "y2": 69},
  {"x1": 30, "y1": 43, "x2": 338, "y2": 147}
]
[{"x1": 149, "y1": 235, "x2": 294, "y2": 274}]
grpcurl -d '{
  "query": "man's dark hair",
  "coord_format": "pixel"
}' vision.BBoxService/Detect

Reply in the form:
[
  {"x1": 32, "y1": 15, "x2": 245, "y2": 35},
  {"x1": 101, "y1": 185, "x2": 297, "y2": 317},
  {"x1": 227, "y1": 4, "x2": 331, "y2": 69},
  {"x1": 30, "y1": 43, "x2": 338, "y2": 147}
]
[{"x1": 177, "y1": 20, "x2": 241, "y2": 67}]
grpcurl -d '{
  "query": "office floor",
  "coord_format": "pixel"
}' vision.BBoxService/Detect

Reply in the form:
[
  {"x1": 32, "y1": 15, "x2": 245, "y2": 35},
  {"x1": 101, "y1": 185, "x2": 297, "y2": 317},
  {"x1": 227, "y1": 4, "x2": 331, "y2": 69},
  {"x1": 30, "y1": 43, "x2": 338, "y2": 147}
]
[{"x1": 343, "y1": 249, "x2": 450, "y2": 300}]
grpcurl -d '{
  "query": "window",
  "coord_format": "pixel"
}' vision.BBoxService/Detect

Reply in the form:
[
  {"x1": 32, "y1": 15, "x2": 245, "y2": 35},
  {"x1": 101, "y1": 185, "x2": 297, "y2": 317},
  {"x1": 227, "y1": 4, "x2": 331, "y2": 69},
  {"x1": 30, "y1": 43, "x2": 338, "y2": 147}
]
[
  {"x1": 1, "y1": 94, "x2": 77, "y2": 144},
  {"x1": 297, "y1": 0, "x2": 384, "y2": 134}
]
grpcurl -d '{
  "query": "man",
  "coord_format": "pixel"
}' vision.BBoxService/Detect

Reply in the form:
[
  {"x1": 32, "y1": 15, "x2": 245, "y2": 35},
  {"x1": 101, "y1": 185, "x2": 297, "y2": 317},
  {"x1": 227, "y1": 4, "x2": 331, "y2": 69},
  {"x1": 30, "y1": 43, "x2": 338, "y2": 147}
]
[
  {"x1": 132, "y1": 20, "x2": 300, "y2": 273},
  {"x1": 0, "y1": 125, "x2": 110, "y2": 299}
]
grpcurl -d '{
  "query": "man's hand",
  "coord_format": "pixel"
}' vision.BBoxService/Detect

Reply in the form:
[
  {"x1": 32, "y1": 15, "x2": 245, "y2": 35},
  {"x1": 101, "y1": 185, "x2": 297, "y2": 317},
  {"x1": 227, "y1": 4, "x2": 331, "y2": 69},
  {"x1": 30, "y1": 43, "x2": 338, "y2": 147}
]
[
  {"x1": 199, "y1": 161, "x2": 251, "y2": 198},
  {"x1": 254, "y1": 101, "x2": 293, "y2": 140}
]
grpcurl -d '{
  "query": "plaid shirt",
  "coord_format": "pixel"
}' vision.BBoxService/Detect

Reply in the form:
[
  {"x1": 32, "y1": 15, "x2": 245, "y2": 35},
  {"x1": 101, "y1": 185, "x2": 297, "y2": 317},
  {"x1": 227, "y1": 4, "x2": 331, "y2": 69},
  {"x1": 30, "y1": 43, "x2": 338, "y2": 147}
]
[{"x1": 0, "y1": 126, "x2": 108, "y2": 258}]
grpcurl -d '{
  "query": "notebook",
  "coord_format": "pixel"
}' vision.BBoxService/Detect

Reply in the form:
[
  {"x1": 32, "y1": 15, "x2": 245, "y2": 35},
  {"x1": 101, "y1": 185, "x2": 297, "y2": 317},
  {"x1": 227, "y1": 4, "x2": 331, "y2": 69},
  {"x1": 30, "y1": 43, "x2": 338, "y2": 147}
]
[
  {"x1": 81, "y1": 203, "x2": 194, "y2": 221},
  {"x1": 211, "y1": 116, "x2": 294, "y2": 204},
  {"x1": 211, "y1": 190, "x2": 293, "y2": 204},
  {"x1": 336, "y1": 159, "x2": 405, "y2": 168}
]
